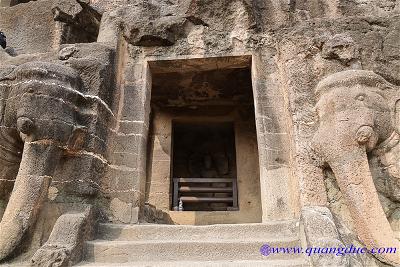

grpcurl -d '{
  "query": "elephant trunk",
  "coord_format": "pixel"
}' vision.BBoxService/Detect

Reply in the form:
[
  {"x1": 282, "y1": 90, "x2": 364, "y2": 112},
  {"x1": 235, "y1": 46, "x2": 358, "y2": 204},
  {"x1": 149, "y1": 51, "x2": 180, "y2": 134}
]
[
  {"x1": 328, "y1": 146, "x2": 400, "y2": 266},
  {"x1": 0, "y1": 141, "x2": 61, "y2": 261}
]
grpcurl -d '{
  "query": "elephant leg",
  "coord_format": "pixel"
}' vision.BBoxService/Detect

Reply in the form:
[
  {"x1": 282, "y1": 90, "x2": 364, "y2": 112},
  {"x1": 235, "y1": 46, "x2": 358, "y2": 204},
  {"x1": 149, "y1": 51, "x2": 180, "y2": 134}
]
[{"x1": 0, "y1": 141, "x2": 61, "y2": 261}]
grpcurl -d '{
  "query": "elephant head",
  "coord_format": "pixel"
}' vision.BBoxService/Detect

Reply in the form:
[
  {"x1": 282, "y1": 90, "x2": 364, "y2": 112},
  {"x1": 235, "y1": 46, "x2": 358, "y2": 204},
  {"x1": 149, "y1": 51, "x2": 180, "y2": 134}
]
[
  {"x1": 0, "y1": 62, "x2": 87, "y2": 261},
  {"x1": 312, "y1": 70, "x2": 400, "y2": 266}
]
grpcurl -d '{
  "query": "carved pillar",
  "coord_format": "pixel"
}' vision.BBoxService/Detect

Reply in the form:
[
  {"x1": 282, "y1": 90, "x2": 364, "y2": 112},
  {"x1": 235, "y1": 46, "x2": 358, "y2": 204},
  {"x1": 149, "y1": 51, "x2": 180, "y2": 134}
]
[
  {"x1": 107, "y1": 41, "x2": 151, "y2": 223},
  {"x1": 251, "y1": 51, "x2": 300, "y2": 221}
]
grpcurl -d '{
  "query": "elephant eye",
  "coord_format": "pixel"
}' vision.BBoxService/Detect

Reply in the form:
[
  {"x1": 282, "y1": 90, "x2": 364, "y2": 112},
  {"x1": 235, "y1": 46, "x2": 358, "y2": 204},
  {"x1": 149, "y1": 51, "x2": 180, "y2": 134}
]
[{"x1": 356, "y1": 94, "x2": 365, "y2": 101}]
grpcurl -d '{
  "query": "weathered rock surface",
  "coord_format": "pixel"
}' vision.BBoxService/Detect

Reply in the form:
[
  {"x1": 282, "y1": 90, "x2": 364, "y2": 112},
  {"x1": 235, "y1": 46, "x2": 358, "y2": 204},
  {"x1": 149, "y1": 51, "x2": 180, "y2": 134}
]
[
  {"x1": 31, "y1": 207, "x2": 95, "y2": 266},
  {"x1": 0, "y1": 0, "x2": 400, "y2": 266}
]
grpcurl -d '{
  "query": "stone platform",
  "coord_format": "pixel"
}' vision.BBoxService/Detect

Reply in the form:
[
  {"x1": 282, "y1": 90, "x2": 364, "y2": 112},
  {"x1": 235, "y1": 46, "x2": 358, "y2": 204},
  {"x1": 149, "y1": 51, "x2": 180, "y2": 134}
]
[{"x1": 79, "y1": 221, "x2": 309, "y2": 267}]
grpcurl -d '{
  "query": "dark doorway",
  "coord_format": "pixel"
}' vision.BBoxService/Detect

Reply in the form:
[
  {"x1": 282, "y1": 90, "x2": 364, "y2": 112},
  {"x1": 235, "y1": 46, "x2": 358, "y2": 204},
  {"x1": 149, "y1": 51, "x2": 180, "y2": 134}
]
[{"x1": 171, "y1": 121, "x2": 238, "y2": 211}]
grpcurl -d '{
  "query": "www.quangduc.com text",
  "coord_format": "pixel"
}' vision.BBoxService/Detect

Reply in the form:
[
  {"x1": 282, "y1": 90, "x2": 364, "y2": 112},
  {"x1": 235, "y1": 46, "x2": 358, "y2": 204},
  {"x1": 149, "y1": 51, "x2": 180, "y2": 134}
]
[{"x1": 260, "y1": 244, "x2": 397, "y2": 257}]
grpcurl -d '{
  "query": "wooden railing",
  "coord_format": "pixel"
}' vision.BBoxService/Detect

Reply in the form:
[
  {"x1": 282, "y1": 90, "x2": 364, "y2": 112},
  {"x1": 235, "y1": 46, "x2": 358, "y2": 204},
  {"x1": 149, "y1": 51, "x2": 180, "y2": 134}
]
[{"x1": 172, "y1": 178, "x2": 238, "y2": 211}]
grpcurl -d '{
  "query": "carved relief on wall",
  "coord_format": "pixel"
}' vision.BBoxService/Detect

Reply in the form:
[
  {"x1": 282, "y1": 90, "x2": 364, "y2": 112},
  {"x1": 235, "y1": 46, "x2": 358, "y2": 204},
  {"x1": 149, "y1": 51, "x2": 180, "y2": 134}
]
[
  {"x1": 311, "y1": 70, "x2": 400, "y2": 266},
  {"x1": 0, "y1": 62, "x2": 94, "y2": 262}
]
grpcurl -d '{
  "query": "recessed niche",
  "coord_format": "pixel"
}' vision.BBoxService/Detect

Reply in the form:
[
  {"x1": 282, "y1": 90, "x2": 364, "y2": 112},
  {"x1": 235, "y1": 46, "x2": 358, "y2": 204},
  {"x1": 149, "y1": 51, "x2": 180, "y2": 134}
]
[
  {"x1": 55, "y1": 3, "x2": 102, "y2": 44},
  {"x1": 171, "y1": 121, "x2": 238, "y2": 211}
]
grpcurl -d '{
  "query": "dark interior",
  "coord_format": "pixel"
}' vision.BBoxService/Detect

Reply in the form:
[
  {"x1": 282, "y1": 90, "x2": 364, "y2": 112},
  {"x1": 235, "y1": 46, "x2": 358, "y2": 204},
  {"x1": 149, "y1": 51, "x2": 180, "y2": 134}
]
[
  {"x1": 152, "y1": 68, "x2": 253, "y2": 108},
  {"x1": 172, "y1": 122, "x2": 237, "y2": 179},
  {"x1": 172, "y1": 121, "x2": 237, "y2": 211}
]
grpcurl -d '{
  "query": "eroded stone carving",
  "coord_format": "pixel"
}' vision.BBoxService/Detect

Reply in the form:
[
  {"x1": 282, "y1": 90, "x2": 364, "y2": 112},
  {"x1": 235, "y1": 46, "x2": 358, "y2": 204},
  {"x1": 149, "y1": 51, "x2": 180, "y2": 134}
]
[
  {"x1": 0, "y1": 62, "x2": 93, "y2": 262},
  {"x1": 31, "y1": 207, "x2": 95, "y2": 267},
  {"x1": 312, "y1": 70, "x2": 400, "y2": 266},
  {"x1": 2, "y1": 0, "x2": 400, "y2": 266},
  {"x1": 301, "y1": 206, "x2": 350, "y2": 267},
  {"x1": 374, "y1": 131, "x2": 400, "y2": 202}
]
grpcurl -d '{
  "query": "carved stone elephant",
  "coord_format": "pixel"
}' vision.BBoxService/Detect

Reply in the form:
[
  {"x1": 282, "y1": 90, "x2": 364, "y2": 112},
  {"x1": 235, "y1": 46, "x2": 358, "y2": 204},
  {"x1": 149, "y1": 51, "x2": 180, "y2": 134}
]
[
  {"x1": 0, "y1": 62, "x2": 89, "y2": 261},
  {"x1": 312, "y1": 70, "x2": 400, "y2": 266}
]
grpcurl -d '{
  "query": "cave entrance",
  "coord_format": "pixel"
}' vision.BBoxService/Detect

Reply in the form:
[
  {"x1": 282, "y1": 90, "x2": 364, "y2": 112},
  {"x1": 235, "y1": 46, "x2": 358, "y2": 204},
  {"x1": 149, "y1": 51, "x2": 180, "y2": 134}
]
[
  {"x1": 146, "y1": 55, "x2": 262, "y2": 225},
  {"x1": 171, "y1": 121, "x2": 238, "y2": 212}
]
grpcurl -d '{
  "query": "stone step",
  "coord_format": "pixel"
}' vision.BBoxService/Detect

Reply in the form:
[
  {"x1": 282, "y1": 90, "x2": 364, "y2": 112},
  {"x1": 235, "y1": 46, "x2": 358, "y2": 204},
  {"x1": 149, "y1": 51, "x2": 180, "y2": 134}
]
[
  {"x1": 84, "y1": 238, "x2": 302, "y2": 263},
  {"x1": 77, "y1": 259, "x2": 310, "y2": 267},
  {"x1": 97, "y1": 220, "x2": 299, "y2": 241}
]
